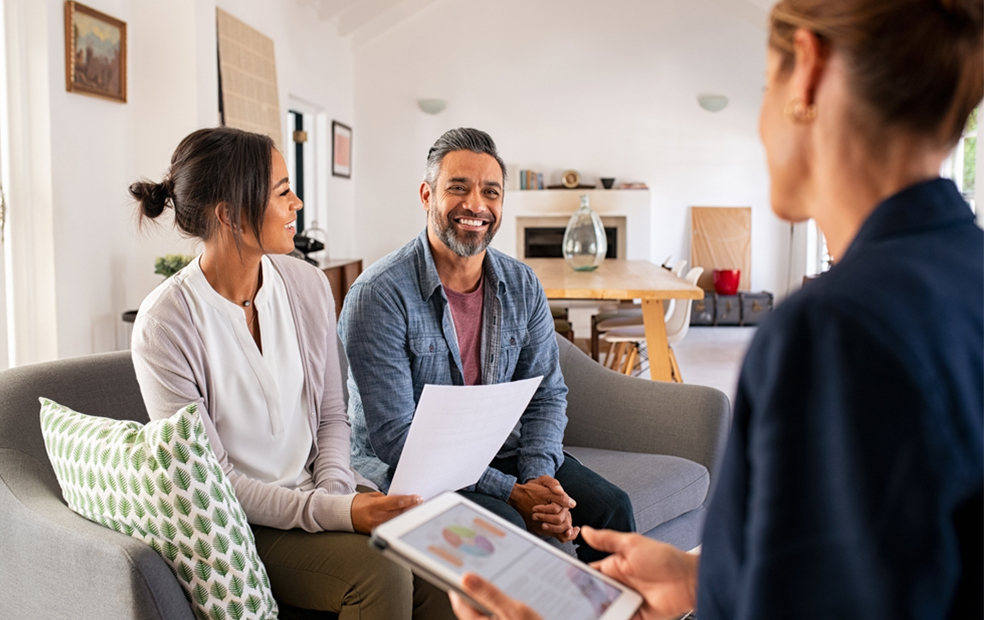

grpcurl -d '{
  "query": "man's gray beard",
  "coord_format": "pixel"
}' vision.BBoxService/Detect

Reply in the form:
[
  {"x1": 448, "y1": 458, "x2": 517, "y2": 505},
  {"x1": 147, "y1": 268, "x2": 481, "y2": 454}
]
[{"x1": 431, "y1": 209, "x2": 498, "y2": 258}]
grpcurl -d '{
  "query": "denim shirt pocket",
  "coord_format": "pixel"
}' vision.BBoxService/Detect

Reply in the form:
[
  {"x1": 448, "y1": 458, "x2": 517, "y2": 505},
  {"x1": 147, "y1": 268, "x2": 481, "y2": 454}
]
[
  {"x1": 409, "y1": 335, "x2": 454, "y2": 385},
  {"x1": 498, "y1": 328, "x2": 528, "y2": 381}
]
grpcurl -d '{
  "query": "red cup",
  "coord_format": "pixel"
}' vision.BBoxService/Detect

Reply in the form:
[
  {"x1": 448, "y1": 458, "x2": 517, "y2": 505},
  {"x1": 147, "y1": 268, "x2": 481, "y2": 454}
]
[{"x1": 713, "y1": 269, "x2": 741, "y2": 295}]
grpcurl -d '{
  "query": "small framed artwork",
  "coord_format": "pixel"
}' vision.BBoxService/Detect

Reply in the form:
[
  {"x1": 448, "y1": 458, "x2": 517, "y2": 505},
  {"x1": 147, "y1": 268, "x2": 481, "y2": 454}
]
[
  {"x1": 332, "y1": 121, "x2": 352, "y2": 178},
  {"x1": 64, "y1": 1, "x2": 127, "y2": 103}
]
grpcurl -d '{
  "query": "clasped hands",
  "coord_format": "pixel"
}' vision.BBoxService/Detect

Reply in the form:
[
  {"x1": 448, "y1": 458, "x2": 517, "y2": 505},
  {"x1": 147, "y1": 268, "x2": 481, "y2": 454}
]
[
  {"x1": 348, "y1": 474, "x2": 577, "y2": 540},
  {"x1": 508, "y1": 474, "x2": 579, "y2": 543}
]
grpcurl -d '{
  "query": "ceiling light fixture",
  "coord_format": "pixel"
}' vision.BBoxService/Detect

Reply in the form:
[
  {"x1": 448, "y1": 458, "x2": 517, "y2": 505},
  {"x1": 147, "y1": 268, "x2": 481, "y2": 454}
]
[
  {"x1": 697, "y1": 94, "x2": 729, "y2": 113},
  {"x1": 417, "y1": 98, "x2": 447, "y2": 115}
]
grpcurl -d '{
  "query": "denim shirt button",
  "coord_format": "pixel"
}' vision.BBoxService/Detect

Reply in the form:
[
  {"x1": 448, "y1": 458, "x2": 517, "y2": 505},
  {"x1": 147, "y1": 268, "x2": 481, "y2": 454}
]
[
  {"x1": 510, "y1": 337, "x2": 516, "y2": 345},
  {"x1": 429, "y1": 344, "x2": 434, "y2": 352}
]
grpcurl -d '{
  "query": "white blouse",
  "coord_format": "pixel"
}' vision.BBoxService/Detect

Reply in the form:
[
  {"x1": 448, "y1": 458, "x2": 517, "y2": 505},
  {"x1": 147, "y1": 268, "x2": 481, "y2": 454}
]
[{"x1": 183, "y1": 255, "x2": 315, "y2": 490}]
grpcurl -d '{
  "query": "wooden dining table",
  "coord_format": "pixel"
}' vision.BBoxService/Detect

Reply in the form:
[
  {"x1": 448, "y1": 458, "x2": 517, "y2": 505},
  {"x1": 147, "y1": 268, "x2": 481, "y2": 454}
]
[{"x1": 524, "y1": 259, "x2": 704, "y2": 382}]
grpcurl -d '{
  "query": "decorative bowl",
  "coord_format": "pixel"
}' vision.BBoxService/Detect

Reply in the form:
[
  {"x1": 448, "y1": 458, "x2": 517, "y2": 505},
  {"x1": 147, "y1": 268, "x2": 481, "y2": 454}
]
[{"x1": 712, "y1": 269, "x2": 741, "y2": 296}]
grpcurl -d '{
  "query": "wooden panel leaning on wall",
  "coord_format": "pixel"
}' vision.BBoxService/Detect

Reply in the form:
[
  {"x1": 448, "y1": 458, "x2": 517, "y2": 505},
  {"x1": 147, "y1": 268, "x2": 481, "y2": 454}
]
[{"x1": 690, "y1": 207, "x2": 752, "y2": 292}]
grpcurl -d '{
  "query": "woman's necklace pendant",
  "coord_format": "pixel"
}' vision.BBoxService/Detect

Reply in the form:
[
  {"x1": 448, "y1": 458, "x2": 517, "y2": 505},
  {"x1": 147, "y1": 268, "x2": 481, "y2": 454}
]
[{"x1": 243, "y1": 300, "x2": 251, "y2": 307}]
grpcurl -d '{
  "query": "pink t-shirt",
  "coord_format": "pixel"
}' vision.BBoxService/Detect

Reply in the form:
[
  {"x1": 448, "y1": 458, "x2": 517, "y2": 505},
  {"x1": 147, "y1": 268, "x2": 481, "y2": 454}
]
[{"x1": 444, "y1": 279, "x2": 485, "y2": 386}]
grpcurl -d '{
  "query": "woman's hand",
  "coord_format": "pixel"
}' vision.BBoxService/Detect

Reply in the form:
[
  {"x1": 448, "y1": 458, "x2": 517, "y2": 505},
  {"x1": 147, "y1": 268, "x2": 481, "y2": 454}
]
[
  {"x1": 583, "y1": 526, "x2": 699, "y2": 619},
  {"x1": 350, "y1": 492, "x2": 422, "y2": 534},
  {"x1": 449, "y1": 573, "x2": 543, "y2": 620}
]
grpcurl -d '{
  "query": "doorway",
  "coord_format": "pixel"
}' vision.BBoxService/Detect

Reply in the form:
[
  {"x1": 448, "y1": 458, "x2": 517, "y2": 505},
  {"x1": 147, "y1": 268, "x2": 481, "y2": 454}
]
[{"x1": 287, "y1": 108, "x2": 307, "y2": 233}]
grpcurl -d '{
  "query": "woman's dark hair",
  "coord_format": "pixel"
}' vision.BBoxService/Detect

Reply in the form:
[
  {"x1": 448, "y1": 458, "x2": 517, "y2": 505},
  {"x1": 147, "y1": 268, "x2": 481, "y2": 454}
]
[
  {"x1": 769, "y1": 0, "x2": 983, "y2": 147},
  {"x1": 130, "y1": 127, "x2": 275, "y2": 252}
]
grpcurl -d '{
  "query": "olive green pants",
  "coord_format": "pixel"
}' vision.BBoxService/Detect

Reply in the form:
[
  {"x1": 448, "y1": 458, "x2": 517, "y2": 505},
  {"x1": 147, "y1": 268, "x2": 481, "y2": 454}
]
[{"x1": 252, "y1": 524, "x2": 455, "y2": 620}]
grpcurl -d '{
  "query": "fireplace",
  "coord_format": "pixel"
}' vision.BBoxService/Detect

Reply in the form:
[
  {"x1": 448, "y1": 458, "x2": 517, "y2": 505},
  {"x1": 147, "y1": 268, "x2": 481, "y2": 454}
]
[
  {"x1": 524, "y1": 227, "x2": 618, "y2": 259},
  {"x1": 499, "y1": 190, "x2": 649, "y2": 338},
  {"x1": 516, "y1": 216, "x2": 626, "y2": 259}
]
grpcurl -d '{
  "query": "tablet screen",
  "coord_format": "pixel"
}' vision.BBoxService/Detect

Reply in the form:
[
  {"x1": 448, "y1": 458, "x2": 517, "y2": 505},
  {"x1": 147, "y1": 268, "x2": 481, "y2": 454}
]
[{"x1": 400, "y1": 502, "x2": 622, "y2": 619}]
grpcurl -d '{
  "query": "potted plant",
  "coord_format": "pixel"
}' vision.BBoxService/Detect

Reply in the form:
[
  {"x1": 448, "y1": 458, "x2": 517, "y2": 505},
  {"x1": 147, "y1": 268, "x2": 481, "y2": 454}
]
[{"x1": 154, "y1": 254, "x2": 194, "y2": 278}]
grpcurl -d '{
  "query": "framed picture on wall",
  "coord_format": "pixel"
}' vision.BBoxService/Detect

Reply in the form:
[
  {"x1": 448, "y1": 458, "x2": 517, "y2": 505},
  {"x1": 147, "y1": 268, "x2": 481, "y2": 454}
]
[
  {"x1": 64, "y1": 1, "x2": 127, "y2": 103},
  {"x1": 332, "y1": 121, "x2": 352, "y2": 178}
]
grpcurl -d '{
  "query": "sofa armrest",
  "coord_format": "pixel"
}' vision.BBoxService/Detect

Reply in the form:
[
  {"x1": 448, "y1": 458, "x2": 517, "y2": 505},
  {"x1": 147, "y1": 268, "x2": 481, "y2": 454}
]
[
  {"x1": 0, "y1": 448, "x2": 194, "y2": 620},
  {"x1": 556, "y1": 335, "x2": 732, "y2": 482}
]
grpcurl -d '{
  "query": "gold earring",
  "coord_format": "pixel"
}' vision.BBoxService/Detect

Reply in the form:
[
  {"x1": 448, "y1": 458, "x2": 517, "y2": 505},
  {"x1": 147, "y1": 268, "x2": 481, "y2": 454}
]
[{"x1": 784, "y1": 98, "x2": 817, "y2": 123}]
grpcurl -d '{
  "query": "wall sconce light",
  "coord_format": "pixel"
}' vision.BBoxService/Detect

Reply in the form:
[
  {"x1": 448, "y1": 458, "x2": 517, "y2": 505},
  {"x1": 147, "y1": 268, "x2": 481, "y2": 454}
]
[
  {"x1": 697, "y1": 94, "x2": 729, "y2": 112},
  {"x1": 417, "y1": 98, "x2": 447, "y2": 115}
]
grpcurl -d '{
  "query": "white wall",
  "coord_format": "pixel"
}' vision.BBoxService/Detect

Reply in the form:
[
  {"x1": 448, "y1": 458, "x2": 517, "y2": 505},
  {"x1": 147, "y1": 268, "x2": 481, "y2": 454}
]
[
  {"x1": 353, "y1": 0, "x2": 792, "y2": 296},
  {"x1": 46, "y1": 0, "x2": 200, "y2": 360},
  {"x1": 6, "y1": 0, "x2": 354, "y2": 362}
]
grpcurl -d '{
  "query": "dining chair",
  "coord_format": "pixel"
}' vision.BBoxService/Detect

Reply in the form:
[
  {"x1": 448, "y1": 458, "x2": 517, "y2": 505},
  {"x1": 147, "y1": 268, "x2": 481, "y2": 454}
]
[
  {"x1": 602, "y1": 267, "x2": 704, "y2": 381},
  {"x1": 591, "y1": 260, "x2": 689, "y2": 361}
]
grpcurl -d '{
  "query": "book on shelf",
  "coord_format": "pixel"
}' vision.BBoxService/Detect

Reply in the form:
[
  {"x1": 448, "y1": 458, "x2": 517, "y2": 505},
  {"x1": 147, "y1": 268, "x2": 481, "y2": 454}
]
[{"x1": 519, "y1": 169, "x2": 544, "y2": 190}]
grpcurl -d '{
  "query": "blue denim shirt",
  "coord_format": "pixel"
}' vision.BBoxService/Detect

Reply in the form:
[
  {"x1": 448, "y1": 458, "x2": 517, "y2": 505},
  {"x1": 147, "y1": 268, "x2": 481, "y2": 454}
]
[{"x1": 338, "y1": 230, "x2": 568, "y2": 500}]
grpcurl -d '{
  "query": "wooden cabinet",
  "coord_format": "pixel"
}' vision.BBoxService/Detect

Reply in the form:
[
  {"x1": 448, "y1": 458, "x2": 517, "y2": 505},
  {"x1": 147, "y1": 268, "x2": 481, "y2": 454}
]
[{"x1": 322, "y1": 259, "x2": 362, "y2": 319}]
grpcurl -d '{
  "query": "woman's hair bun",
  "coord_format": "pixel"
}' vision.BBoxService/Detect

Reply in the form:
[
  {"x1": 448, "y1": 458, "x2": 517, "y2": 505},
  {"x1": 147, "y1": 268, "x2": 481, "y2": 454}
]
[
  {"x1": 129, "y1": 178, "x2": 171, "y2": 219},
  {"x1": 937, "y1": 0, "x2": 984, "y2": 25}
]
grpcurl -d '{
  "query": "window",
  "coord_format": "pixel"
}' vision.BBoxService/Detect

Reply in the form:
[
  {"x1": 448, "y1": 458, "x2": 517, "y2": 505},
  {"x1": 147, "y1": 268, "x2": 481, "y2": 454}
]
[{"x1": 942, "y1": 106, "x2": 978, "y2": 212}]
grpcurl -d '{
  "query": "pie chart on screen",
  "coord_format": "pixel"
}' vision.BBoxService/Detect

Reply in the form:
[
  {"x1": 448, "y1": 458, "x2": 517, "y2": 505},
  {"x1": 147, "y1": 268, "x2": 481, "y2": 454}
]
[{"x1": 443, "y1": 525, "x2": 494, "y2": 557}]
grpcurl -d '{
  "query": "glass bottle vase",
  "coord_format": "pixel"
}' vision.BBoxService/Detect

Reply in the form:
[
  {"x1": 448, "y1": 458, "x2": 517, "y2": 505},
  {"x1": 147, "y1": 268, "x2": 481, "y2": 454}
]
[{"x1": 563, "y1": 194, "x2": 608, "y2": 271}]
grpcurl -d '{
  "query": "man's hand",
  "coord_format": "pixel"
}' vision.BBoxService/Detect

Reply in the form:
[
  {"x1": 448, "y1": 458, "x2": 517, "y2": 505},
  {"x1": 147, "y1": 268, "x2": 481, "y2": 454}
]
[
  {"x1": 350, "y1": 492, "x2": 422, "y2": 534},
  {"x1": 508, "y1": 475, "x2": 579, "y2": 542},
  {"x1": 583, "y1": 526, "x2": 699, "y2": 619},
  {"x1": 449, "y1": 573, "x2": 543, "y2": 620}
]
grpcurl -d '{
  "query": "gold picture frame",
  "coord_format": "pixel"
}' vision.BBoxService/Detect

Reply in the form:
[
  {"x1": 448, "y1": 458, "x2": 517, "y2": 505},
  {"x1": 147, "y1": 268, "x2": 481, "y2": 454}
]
[{"x1": 64, "y1": 1, "x2": 127, "y2": 103}]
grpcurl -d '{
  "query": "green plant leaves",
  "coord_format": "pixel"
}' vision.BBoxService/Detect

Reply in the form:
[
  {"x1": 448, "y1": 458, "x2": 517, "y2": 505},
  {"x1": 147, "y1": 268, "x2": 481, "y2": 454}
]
[
  {"x1": 195, "y1": 559, "x2": 212, "y2": 581},
  {"x1": 210, "y1": 581, "x2": 228, "y2": 600},
  {"x1": 214, "y1": 533, "x2": 230, "y2": 555},
  {"x1": 229, "y1": 575, "x2": 245, "y2": 598},
  {"x1": 226, "y1": 600, "x2": 244, "y2": 620},
  {"x1": 174, "y1": 467, "x2": 192, "y2": 492},
  {"x1": 176, "y1": 496, "x2": 193, "y2": 517},
  {"x1": 194, "y1": 539, "x2": 213, "y2": 560},
  {"x1": 193, "y1": 583, "x2": 210, "y2": 606},
  {"x1": 193, "y1": 489, "x2": 211, "y2": 512},
  {"x1": 156, "y1": 472, "x2": 173, "y2": 496},
  {"x1": 156, "y1": 444, "x2": 173, "y2": 471}
]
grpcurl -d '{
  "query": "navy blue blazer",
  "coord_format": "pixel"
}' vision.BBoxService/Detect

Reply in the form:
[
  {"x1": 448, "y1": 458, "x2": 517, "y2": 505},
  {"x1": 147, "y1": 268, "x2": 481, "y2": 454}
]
[{"x1": 699, "y1": 179, "x2": 983, "y2": 619}]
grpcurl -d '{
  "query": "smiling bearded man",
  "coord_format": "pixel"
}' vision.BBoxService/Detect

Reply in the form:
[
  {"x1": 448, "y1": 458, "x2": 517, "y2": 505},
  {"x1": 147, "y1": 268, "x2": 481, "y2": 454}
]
[
  {"x1": 338, "y1": 128, "x2": 635, "y2": 563},
  {"x1": 427, "y1": 166, "x2": 500, "y2": 258}
]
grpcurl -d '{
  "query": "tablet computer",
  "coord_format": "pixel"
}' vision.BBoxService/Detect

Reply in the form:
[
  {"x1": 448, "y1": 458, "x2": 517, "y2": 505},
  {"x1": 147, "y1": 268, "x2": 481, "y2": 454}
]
[{"x1": 370, "y1": 492, "x2": 643, "y2": 620}]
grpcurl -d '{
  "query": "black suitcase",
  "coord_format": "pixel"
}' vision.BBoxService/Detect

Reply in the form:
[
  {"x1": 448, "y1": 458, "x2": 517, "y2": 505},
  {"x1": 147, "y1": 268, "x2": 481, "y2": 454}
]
[
  {"x1": 690, "y1": 292, "x2": 716, "y2": 325},
  {"x1": 716, "y1": 294, "x2": 741, "y2": 325},
  {"x1": 739, "y1": 292, "x2": 774, "y2": 325}
]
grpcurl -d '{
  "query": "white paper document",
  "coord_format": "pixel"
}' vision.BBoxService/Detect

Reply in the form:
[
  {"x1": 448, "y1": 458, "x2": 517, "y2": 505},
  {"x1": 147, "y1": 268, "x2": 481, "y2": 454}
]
[{"x1": 388, "y1": 376, "x2": 543, "y2": 500}]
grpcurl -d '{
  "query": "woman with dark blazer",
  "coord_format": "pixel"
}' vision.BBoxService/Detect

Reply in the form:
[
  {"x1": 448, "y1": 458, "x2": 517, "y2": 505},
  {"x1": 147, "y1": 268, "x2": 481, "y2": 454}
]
[{"x1": 452, "y1": 1, "x2": 983, "y2": 618}]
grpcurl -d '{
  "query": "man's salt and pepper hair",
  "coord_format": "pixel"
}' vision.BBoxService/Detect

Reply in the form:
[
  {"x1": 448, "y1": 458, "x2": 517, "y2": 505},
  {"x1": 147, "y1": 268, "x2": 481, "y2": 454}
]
[{"x1": 423, "y1": 127, "x2": 508, "y2": 190}]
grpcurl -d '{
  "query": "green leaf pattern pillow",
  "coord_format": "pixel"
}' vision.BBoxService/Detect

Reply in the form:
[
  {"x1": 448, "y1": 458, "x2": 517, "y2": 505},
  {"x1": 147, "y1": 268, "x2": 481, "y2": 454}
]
[{"x1": 39, "y1": 399, "x2": 278, "y2": 620}]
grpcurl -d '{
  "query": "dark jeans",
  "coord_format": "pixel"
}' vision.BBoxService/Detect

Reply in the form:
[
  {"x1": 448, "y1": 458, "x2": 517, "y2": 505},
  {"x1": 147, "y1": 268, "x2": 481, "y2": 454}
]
[{"x1": 459, "y1": 454, "x2": 635, "y2": 563}]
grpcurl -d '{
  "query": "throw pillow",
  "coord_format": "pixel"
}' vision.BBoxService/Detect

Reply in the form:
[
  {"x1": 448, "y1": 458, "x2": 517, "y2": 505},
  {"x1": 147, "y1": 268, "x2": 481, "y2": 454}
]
[{"x1": 39, "y1": 399, "x2": 278, "y2": 620}]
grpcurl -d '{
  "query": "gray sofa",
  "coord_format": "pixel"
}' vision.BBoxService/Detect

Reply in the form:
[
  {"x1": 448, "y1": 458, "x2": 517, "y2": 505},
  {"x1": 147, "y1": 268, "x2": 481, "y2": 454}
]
[{"x1": 0, "y1": 335, "x2": 730, "y2": 619}]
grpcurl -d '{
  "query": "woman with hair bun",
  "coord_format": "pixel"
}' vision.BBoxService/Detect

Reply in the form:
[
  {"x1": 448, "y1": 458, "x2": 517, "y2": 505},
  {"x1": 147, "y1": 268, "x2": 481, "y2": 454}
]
[
  {"x1": 451, "y1": 1, "x2": 983, "y2": 619},
  {"x1": 130, "y1": 126, "x2": 454, "y2": 620}
]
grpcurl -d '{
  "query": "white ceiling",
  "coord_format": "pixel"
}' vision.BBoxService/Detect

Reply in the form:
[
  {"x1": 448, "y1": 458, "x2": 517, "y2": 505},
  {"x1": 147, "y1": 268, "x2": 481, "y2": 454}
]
[
  {"x1": 296, "y1": 0, "x2": 445, "y2": 48},
  {"x1": 298, "y1": 0, "x2": 771, "y2": 49}
]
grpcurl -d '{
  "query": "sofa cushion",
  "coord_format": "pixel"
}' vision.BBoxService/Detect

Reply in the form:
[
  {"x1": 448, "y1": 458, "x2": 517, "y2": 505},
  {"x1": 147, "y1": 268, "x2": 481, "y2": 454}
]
[
  {"x1": 39, "y1": 399, "x2": 277, "y2": 620},
  {"x1": 565, "y1": 447, "x2": 709, "y2": 535}
]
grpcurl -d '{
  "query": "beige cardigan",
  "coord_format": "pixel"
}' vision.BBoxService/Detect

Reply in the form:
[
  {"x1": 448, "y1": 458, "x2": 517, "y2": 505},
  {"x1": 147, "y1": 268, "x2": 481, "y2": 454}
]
[{"x1": 132, "y1": 253, "x2": 360, "y2": 533}]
